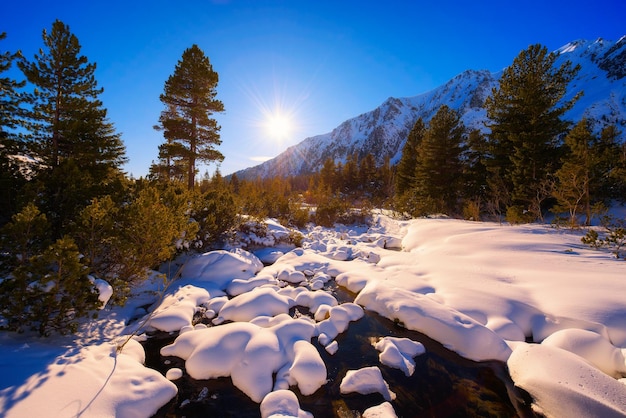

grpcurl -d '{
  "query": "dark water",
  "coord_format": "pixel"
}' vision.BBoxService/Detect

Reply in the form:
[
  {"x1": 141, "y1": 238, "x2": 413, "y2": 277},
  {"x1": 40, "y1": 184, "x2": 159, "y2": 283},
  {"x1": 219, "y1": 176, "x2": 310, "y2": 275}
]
[{"x1": 143, "y1": 285, "x2": 538, "y2": 418}]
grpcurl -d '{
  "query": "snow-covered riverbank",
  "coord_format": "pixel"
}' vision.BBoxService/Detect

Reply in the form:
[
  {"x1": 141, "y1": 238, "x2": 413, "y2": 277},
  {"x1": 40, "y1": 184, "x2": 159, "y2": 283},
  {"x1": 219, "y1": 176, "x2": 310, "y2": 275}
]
[{"x1": 1, "y1": 214, "x2": 625, "y2": 417}]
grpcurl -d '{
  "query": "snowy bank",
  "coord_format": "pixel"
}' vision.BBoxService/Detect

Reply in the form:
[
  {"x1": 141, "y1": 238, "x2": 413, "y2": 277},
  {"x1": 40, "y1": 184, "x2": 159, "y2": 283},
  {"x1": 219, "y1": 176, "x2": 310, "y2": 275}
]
[{"x1": 0, "y1": 338, "x2": 176, "y2": 417}]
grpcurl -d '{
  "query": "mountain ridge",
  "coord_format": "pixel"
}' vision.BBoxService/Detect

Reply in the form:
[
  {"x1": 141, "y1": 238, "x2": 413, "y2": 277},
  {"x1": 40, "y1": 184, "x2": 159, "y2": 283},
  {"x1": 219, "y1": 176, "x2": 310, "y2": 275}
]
[{"x1": 235, "y1": 37, "x2": 626, "y2": 180}]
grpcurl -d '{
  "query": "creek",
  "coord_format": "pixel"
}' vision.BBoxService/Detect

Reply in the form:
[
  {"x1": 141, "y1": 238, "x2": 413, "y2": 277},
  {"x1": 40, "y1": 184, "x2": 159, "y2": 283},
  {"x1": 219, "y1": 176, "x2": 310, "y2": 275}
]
[{"x1": 142, "y1": 284, "x2": 538, "y2": 417}]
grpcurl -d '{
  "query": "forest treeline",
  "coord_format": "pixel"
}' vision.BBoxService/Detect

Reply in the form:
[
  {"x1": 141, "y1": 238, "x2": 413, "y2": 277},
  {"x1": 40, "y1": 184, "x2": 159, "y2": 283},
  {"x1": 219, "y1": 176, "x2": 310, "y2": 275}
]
[{"x1": 1, "y1": 21, "x2": 625, "y2": 335}]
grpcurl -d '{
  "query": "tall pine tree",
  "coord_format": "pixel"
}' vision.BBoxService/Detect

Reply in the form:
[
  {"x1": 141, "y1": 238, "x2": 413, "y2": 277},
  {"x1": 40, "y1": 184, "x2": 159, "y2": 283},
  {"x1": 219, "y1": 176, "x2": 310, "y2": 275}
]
[
  {"x1": 413, "y1": 105, "x2": 466, "y2": 215},
  {"x1": 18, "y1": 20, "x2": 126, "y2": 232},
  {"x1": 484, "y1": 44, "x2": 581, "y2": 218},
  {"x1": 0, "y1": 32, "x2": 27, "y2": 145},
  {"x1": 0, "y1": 32, "x2": 29, "y2": 222},
  {"x1": 395, "y1": 118, "x2": 425, "y2": 196},
  {"x1": 18, "y1": 20, "x2": 125, "y2": 171},
  {"x1": 155, "y1": 45, "x2": 224, "y2": 190}
]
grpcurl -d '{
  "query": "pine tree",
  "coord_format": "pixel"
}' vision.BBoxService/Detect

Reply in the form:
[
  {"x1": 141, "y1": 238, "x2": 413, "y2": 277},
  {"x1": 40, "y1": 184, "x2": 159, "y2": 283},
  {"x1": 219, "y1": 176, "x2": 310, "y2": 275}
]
[
  {"x1": 553, "y1": 119, "x2": 621, "y2": 225},
  {"x1": 229, "y1": 172, "x2": 240, "y2": 194},
  {"x1": 1, "y1": 236, "x2": 100, "y2": 336},
  {"x1": 395, "y1": 118, "x2": 424, "y2": 195},
  {"x1": 319, "y1": 157, "x2": 337, "y2": 193},
  {"x1": 192, "y1": 171, "x2": 237, "y2": 249},
  {"x1": 342, "y1": 152, "x2": 359, "y2": 193},
  {"x1": 413, "y1": 105, "x2": 466, "y2": 215},
  {"x1": 0, "y1": 32, "x2": 29, "y2": 222},
  {"x1": 358, "y1": 153, "x2": 377, "y2": 195},
  {"x1": 0, "y1": 202, "x2": 49, "y2": 271},
  {"x1": 377, "y1": 155, "x2": 394, "y2": 203},
  {"x1": 463, "y1": 129, "x2": 489, "y2": 200},
  {"x1": 72, "y1": 195, "x2": 118, "y2": 278},
  {"x1": 0, "y1": 32, "x2": 27, "y2": 145},
  {"x1": 484, "y1": 44, "x2": 581, "y2": 218},
  {"x1": 156, "y1": 45, "x2": 224, "y2": 190},
  {"x1": 18, "y1": 20, "x2": 125, "y2": 171},
  {"x1": 598, "y1": 125, "x2": 624, "y2": 201},
  {"x1": 18, "y1": 20, "x2": 126, "y2": 232}
]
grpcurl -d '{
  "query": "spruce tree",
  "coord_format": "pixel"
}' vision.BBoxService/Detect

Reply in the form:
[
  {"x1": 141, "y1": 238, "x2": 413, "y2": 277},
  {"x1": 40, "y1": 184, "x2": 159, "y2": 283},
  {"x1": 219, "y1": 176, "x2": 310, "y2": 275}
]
[
  {"x1": 319, "y1": 157, "x2": 337, "y2": 193},
  {"x1": 598, "y1": 125, "x2": 624, "y2": 201},
  {"x1": 0, "y1": 202, "x2": 49, "y2": 271},
  {"x1": 342, "y1": 152, "x2": 359, "y2": 193},
  {"x1": 413, "y1": 105, "x2": 466, "y2": 215},
  {"x1": 18, "y1": 20, "x2": 126, "y2": 231},
  {"x1": 358, "y1": 153, "x2": 377, "y2": 195},
  {"x1": 484, "y1": 44, "x2": 581, "y2": 218},
  {"x1": 156, "y1": 44, "x2": 224, "y2": 190},
  {"x1": 0, "y1": 206, "x2": 100, "y2": 336},
  {"x1": 395, "y1": 118, "x2": 424, "y2": 195},
  {"x1": 463, "y1": 129, "x2": 489, "y2": 200},
  {"x1": 1, "y1": 236, "x2": 100, "y2": 336},
  {"x1": 0, "y1": 32, "x2": 27, "y2": 145},
  {"x1": 0, "y1": 32, "x2": 29, "y2": 222},
  {"x1": 377, "y1": 155, "x2": 394, "y2": 203},
  {"x1": 18, "y1": 20, "x2": 125, "y2": 171}
]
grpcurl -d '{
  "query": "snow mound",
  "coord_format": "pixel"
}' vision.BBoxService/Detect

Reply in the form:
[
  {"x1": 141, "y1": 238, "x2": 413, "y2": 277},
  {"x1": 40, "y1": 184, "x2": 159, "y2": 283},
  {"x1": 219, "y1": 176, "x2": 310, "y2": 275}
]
[
  {"x1": 160, "y1": 318, "x2": 321, "y2": 403},
  {"x1": 355, "y1": 282, "x2": 511, "y2": 362},
  {"x1": 166, "y1": 368, "x2": 183, "y2": 380},
  {"x1": 340, "y1": 366, "x2": 396, "y2": 401},
  {"x1": 0, "y1": 338, "x2": 176, "y2": 418},
  {"x1": 93, "y1": 277, "x2": 113, "y2": 308},
  {"x1": 316, "y1": 303, "x2": 364, "y2": 345},
  {"x1": 180, "y1": 248, "x2": 263, "y2": 289},
  {"x1": 335, "y1": 270, "x2": 370, "y2": 293},
  {"x1": 508, "y1": 342, "x2": 626, "y2": 417},
  {"x1": 363, "y1": 401, "x2": 398, "y2": 418},
  {"x1": 255, "y1": 248, "x2": 286, "y2": 264},
  {"x1": 260, "y1": 390, "x2": 313, "y2": 418},
  {"x1": 147, "y1": 285, "x2": 211, "y2": 332},
  {"x1": 226, "y1": 273, "x2": 279, "y2": 296},
  {"x1": 373, "y1": 336, "x2": 425, "y2": 376},
  {"x1": 541, "y1": 329, "x2": 626, "y2": 378},
  {"x1": 161, "y1": 322, "x2": 280, "y2": 403},
  {"x1": 294, "y1": 290, "x2": 338, "y2": 312},
  {"x1": 286, "y1": 340, "x2": 327, "y2": 395},
  {"x1": 214, "y1": 287, "x2": 294, "y2": 324}
]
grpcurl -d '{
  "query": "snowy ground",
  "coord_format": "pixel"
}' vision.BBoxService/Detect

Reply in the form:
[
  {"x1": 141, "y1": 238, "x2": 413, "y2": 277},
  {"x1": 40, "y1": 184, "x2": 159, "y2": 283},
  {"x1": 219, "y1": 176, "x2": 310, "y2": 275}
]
[{"x1": 1, "y1": 213, "x2": 625, "y2": 417}]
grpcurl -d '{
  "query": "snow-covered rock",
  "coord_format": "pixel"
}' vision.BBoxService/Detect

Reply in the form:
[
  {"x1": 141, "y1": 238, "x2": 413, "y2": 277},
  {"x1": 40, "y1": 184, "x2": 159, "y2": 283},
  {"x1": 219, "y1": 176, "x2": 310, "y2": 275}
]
[
  {"x1": 373, "y1": 336, "x2": 426, "y2": 376},
  {"x1": 339, "y1": 366, "x2": 396, "y2": 401},
  {"x1": 147, "y1": 285, "x2": 211, "y2": 332},
  {"x1": 160, "y1": 317, "x2": 320, "y2": 403},
  {"x1": 180, "y1": 249, "x2": 263, "y2": 289},
  {"x1": 214, "y1": 287, "x2": 294, "y2": 324},
  {"x1": 287, "y1": 340, "x2": 327, "y2": 395},
  {"x1": 363, "y1": 402, "x2": 398, "y2": 418},
  {"x1": 260, "y1": 390, "x2": 313, "y2": 418}
]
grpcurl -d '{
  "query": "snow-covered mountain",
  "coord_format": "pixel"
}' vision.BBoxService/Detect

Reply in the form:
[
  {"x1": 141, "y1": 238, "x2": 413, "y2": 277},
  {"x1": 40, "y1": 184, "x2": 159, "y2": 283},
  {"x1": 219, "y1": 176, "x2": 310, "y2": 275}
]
[{"x1": 236, "y1": 37, "x2": 626, "y2": 179}]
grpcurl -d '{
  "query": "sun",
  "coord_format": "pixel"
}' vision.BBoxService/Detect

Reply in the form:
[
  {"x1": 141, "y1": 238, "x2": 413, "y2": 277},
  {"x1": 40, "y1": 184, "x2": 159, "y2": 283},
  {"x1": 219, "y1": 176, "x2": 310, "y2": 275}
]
[
  {"x1": 265, "y1": 113, "x2": 293, "y2": 140},
  {"x1": 239, "y1": 78, "x2": 308, "y2": 144}
]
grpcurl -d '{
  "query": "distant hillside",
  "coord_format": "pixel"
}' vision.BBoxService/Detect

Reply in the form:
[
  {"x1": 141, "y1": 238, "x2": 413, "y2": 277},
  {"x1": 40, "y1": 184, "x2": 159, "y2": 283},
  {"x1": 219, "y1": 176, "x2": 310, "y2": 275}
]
[{"x1": 235, "y1": 37, "x2": 626, "y2": 180}]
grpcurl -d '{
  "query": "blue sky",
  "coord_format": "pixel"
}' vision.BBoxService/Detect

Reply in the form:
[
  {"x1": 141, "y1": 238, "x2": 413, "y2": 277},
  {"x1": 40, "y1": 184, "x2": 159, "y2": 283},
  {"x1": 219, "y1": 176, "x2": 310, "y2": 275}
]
[{"x1": 2, "y1": 0, "x2": 625, "y2": 176}]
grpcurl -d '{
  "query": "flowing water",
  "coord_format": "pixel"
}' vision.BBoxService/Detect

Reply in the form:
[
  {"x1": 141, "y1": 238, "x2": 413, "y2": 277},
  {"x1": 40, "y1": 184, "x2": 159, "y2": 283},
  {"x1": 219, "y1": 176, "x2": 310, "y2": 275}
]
[{"x1": 143, "y1": 284, "x2": 538, "y2": 417}]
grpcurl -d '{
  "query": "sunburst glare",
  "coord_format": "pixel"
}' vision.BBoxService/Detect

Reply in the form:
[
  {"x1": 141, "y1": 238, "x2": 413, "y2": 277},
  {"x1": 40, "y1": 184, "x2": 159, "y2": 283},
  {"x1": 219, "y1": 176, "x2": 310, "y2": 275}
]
[{"x1": 238, "y1": 75, "x2": 311, "y2": 147}]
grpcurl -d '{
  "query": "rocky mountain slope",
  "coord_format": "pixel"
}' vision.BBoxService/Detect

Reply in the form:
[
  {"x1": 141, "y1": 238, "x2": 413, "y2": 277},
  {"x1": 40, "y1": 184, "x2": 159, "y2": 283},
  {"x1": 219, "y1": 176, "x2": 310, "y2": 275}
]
[{"x1": 236, "y1": 37, "x2": 626, "y2": 179}]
